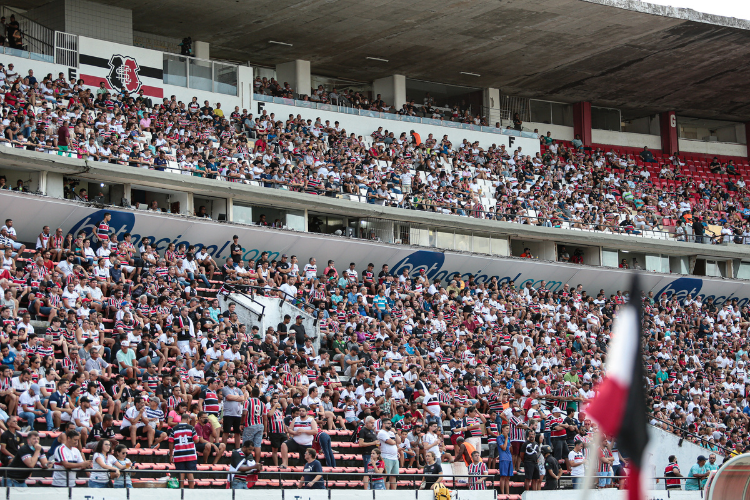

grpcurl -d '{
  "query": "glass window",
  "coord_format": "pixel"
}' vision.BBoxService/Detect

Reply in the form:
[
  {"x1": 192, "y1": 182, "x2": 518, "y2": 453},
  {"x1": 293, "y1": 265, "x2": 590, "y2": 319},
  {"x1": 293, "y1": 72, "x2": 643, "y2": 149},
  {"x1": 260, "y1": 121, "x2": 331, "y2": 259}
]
[
  {"x1": 214, "y1": 62, "x2": 238, "y2": 96},
  {"x1": 233, "y1": 203, "x2": 253, "y2": 225},
  {"x1": 188, "y1": 58, "x2": 213, "y2": 92},
  {"x1": 473, "y1": 235, "x2": 490, "y2": 254},
  {"x1": 163, "y1": 54, "x2": 187, "y2": 87},
  {"x1": 436, "y1": 231, "x2": 454, "y2": 250},
  {"x1": 455, "y1": 232, "x2": 471, "y2": 252}
]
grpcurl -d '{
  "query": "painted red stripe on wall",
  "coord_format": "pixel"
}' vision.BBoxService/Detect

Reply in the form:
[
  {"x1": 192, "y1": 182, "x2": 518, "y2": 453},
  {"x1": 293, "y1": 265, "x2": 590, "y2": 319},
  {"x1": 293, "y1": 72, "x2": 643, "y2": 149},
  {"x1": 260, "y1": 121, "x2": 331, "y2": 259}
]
[{"x1": 80, "y1": 74, "x2": 164, "y2": 99}]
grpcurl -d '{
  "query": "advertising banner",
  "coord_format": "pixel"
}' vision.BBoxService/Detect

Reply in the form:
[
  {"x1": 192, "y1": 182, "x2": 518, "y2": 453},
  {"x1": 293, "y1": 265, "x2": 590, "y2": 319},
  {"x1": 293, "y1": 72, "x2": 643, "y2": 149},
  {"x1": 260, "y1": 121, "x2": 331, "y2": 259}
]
[{"x1": 1, "y1": 191, "x2": 748, "y2": 306}]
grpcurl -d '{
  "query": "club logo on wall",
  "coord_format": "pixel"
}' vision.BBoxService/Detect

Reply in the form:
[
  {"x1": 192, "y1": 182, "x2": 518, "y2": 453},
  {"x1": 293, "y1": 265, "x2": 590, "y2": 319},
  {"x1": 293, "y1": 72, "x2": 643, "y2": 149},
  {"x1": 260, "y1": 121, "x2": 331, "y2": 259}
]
[{"x1": 106, "y1": 54, "x2": 142, "y2": 93}]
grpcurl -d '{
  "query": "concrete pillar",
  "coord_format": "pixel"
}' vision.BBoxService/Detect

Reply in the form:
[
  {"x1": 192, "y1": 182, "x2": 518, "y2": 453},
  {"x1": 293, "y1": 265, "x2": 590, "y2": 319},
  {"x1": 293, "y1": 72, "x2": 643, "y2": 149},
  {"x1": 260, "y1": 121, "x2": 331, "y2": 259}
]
[
  {"x1": 373, "y1": 74, "x2": 406, "y2": 110},
  {"x1": 238, "y1": 65, "x2": 254, "y2": 112},
  {"x1": 45, "y1": 172, "x2": 65, "y2": 199},
  {"x1": 227, "y1": 197, "x2": 234, "y2": 222},
  {"x1": 484, "y1": 88, "x2": 501, "y2": 127},
  {"x1": 193, "y1": 41, "x2": 210, "y2": 60},
  {"x1": 660, "y1": 111, "x2": 678, "y2": 155},
  {"x1": 573, "y1": 101, "x2": 592, "y2": 146},
  {"x1": 275, "y1": 60, "x2": 311, "y2": 99}
]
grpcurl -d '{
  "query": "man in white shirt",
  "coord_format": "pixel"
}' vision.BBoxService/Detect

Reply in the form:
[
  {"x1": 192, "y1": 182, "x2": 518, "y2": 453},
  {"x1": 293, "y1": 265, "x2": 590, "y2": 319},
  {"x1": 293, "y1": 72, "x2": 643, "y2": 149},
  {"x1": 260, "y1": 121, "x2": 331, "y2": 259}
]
[
  {"x1": 52, "y1": 430, "x2": 91, "y2": 487},
  {"x1": 377, "y1": 419, "x2": 401, "y2": 488},
  {"x1": 568, "y1": 439, "x2": 586, "y2": 487},
  {"x1": 279, "y1": 276, "x2": 297, "y2": 302},
  {"x1": 71, "y1": 397, "x2": 93, "y2": 443}
]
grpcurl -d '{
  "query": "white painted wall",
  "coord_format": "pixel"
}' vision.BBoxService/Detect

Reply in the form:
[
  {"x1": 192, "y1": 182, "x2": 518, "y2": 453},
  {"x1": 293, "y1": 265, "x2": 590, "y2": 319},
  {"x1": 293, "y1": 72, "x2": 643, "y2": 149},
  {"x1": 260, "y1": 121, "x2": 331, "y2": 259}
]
[
  {"x1": 526, "y1": 121, "x2": 574, "y2": 141},
  {"x1": 592, "y1": 129, "x2": 662, "y2": 150},
  {"x1": 258, "y1": 100, "x2": 541, "y2": 154},
  {"x1": 679, "y1": 139, "x2": 747, "y2": 158},
  {"x1": 219, "y1": 291, "x2": 319, "y2": 351}
]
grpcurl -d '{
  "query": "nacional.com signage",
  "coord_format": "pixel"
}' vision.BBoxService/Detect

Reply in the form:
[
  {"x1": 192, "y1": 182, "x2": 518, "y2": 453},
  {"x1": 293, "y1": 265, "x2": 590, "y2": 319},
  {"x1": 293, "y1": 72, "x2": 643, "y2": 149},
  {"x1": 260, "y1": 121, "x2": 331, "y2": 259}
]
[{"x1": 4, "y1": 193, "x2": 750, "y2": 307}]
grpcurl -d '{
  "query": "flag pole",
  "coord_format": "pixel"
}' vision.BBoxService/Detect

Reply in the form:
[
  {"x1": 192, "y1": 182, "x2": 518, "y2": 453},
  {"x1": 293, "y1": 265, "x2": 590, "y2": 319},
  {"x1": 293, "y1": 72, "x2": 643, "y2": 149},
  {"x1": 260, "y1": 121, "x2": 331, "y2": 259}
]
[{"x1": 579, "y1": 429, "x2": 603, "y2": 499}]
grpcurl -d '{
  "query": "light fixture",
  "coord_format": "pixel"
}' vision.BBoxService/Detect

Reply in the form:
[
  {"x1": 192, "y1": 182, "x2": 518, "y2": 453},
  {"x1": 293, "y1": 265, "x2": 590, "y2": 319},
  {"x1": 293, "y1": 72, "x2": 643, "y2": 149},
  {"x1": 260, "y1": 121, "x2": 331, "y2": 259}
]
[
  {"x1": 100, "y1": 183, "x2": 105, "y2": 187},
  {"x1": 366, "y1": 57, "x2": 389, "y2": 63},
  {"x1": 460, "y1": 71, "x2": 481, "y2": 77},
  {"x1": 268, "y1": 40, "x2": 293, "y2": 47}
]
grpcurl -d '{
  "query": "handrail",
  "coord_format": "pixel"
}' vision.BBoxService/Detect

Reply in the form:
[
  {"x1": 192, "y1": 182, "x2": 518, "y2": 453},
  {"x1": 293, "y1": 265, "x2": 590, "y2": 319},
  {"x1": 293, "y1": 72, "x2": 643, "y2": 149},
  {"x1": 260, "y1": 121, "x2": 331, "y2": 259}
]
[
  {"x1": 221, "y1": 283, "x2": 266, "y2": 320},
  {"x1": 0, "y1": 466, "x2": 709, "y2": 491},
  {"x1": 648, "y1": 413, "x2": 733, "y2": 456}
]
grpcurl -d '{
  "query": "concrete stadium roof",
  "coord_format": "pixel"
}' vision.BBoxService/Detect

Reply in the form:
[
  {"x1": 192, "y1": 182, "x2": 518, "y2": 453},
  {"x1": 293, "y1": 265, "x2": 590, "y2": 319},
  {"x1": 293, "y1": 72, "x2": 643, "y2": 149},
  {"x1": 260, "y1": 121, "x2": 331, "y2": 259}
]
[{"x1": 17, "y1": 0, "x2": 750, "y2": 121}]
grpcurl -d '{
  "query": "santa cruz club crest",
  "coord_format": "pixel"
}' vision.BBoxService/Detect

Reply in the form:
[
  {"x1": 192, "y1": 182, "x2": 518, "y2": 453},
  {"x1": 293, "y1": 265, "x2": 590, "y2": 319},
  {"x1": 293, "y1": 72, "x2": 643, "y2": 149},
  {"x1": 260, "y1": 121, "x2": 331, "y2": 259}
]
[{"x1": 107, "y1": 54, "x2": 142, "y2": 94}]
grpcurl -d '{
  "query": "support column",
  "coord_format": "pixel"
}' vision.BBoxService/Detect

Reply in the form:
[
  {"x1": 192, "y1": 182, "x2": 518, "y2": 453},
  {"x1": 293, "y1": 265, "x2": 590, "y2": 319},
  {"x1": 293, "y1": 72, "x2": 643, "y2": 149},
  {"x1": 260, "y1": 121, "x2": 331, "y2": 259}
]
[
  {"x1": 373, "y1": 75, "x2": 406, "y2": 110},
  {"x1": 193, "y1": 41, "x2": 210, "y2": 60},
  {"x1": 660, "y1": 111, "x2": 678, "y2": 155},
  {"x1": 275, "y1": 60, "x2": 311, "y2": 99},
  {"x1": 573, "y1": 101, "x2": 592, "y2": 146},
  {"x1": 745, "y1": 122, "x2": 750, "y2": 160},
  {"x1": 484, "y1": 88, "x2": 501, "y2": 127}
]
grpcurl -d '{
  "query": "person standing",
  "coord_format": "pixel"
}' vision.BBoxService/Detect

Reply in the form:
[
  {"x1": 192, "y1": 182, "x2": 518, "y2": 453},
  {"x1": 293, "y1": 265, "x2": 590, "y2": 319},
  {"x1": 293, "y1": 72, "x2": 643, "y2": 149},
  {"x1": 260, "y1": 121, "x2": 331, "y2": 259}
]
[
  {"x1": 221, "y1": 375, "x2": 246, "y2": 450},
  {"x1": 228, "y1": 441, "x2": 263, "y2": 489},
  {"x1": 685, "y1": 455, "x2": 709, "y2": 491},
  {"x1": 358, "y1": 415, "x2": 379, "y2": 489},
  {"x1": 376, "y1": 418, "x2": 400, "y2": 489},
  {"x1": 51, "y1": 430, "x2": 91, "y2": 487},
  {"x1": 169, "y1": 412, "x2": 198, "y2": 489},
  {"x1": 567, "y1": 439, "x2": 586, "y2": 489},
  {"x1": 664, "y1": 455, "x2": 683, "y2": 490},
  {"x1": 523, "y1": 430, "x2": 541, "y2": 491},
  {"x1": 298, "y1": 448, "x2": 324, "y2": 489},
  {"x1": 242, "y1": 386, "x2": 267, "y2": 464},
  {"x1": 496, "y1": 424, "x2": 513, "y2": 495},
  {"x1": 541, "y1": 445, "x2": 561, "y2": 490},
  {"x1": 468, "y1": 450, "x2": 488, "y2": 490},
  {"x1": 367, "y1": 448, "x2": 386, "y2": 490}
]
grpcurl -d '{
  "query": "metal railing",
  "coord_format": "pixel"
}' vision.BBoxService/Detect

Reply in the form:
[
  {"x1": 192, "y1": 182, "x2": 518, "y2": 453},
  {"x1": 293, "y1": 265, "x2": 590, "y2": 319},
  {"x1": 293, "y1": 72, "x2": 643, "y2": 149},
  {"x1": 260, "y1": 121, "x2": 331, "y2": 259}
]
[
  {"x1": 0, "y1": 467, "x2": 709, "y2": 494},
  {"x1": 254, "y1": 94, "x2": 539, "y2": 139},
  {"x1": 163, "y1": 53, "x2": 238, "y2": 96},
  {"x1": 0, "y1": 6, "x2": 54, "y2": 61},
  {"x1": 54, "y1": 31, "x2": 78, "y2": 68},
  {"x1": 649, "y1": 414, "x2": 733, "y2": 456}
]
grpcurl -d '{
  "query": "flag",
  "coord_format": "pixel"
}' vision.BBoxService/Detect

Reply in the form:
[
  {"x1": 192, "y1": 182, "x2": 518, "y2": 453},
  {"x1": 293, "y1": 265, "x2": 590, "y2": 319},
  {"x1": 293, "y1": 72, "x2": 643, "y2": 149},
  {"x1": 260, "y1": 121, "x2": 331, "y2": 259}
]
[{"x1": 586, "y1": 274, "x2": 649, "y2": 500}]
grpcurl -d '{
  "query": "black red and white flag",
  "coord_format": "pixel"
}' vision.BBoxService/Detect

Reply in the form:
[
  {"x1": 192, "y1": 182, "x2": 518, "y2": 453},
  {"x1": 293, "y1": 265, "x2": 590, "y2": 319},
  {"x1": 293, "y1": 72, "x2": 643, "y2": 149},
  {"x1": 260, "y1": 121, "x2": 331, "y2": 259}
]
[
  {"x1": 586, "y1": 274, "x2": 650, "y2": 500},
  {"x1": 80, "y1": 53, "x2": 164, "y2": 98}
]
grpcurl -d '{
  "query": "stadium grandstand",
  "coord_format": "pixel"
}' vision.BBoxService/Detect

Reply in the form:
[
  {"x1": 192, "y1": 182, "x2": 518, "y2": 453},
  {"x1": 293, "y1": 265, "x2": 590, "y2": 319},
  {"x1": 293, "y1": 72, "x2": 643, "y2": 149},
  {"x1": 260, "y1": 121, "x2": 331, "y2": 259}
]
[{"x1": 0, "y1": 0, "x2": 748, "y2": 499}]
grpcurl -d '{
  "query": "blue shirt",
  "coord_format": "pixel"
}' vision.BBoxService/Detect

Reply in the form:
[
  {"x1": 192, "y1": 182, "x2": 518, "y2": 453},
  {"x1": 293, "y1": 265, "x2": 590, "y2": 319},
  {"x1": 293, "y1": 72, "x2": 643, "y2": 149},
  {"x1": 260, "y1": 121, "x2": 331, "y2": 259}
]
[
  {"x1": 302, "y1": 459, "x2": 324, "y2": 488},
  {"x1": 685, "y1": 463, "x2": 708, "y2": 490},
  {"x1": 497, "y1": 435, "x2": 513, "y2": 461}
]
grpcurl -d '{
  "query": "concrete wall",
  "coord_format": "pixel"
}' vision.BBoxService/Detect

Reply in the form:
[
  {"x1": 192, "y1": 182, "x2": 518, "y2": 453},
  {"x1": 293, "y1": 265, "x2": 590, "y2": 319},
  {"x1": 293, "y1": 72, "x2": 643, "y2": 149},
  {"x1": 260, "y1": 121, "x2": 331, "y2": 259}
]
[
  {"x1": 65, "y1": 0, "x2": 133, "y2": 45},
  {"x1": 373, "y1": 74, "x2": 406, "y2": 110},
  {"x1": 276, "y1": 59, "x2": 311, "y2": 98},
  {"x1": 679, "y1": 138, "x2": 747, "y2": 157},
  {"x1": 219, "y1": 291, "x2": 319, "y2": 351},
  {"x1": 526, "y1": 121, "x2": 574, "y2": 141},
  {"x1": 592, "y1": 129, "x2": 662, "y2": 150}
]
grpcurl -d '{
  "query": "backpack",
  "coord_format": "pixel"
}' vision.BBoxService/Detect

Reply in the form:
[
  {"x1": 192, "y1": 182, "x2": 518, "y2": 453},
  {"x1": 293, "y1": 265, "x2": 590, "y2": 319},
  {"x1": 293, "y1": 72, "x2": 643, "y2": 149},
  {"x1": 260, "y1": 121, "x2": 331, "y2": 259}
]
[
  {"x1": 433, "y1": 483, "x2": 451, "y2": 500},
  {"x1": 350, "y1": 421, "x2": 364, "y2": 443}
]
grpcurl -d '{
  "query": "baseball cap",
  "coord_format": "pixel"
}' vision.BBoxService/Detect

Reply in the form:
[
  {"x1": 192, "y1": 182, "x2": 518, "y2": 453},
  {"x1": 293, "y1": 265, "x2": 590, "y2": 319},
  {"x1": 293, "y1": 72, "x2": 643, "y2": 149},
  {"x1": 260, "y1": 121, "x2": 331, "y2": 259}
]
[{"x1": 531, "y1": 399, "x2": 539, "y2": 405}]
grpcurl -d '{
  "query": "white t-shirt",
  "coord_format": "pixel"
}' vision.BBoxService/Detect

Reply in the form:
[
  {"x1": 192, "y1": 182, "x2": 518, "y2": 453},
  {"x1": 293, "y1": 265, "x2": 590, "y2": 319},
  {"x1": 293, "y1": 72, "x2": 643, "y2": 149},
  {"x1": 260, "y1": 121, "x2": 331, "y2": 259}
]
[
  {"x1": 377, "y1": 429, "x2": 399, "y2": 460},
  {"x1": 72, "y1": 406, "x2": 92, "y2": 429},
  {"x1": 52, "y1": 445, "x2": 84, "y2": 487},
  {"x1": 120, "y1": 406, "x2": 144, "y2": 429},
  {"x1": 568, "y1": 450, "x2": 585, "y2": 477},
  {"x1": 18, "y1": 390, "x2": 40, "y2": 415}
]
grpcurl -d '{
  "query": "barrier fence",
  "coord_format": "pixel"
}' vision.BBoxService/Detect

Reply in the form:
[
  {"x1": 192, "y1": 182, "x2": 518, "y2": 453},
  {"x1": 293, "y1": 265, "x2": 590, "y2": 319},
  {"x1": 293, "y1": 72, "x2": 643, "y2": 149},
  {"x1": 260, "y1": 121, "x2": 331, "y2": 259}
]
[{"x1": 0, "y1": 467, "x2": 708, "y2": 495}]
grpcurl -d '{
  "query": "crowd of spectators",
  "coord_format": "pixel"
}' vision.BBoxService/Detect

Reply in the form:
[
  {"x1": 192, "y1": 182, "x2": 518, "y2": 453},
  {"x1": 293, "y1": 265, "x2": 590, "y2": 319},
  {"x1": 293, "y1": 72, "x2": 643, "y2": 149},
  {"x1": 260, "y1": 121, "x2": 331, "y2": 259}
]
[
  {"x1": 1, "y1": 60, "x2": 749, "y2": 248},
  {"x1": 0, "y1": 204, "x2": 741, "y2": 490},
  {"x1": 0, "y1": 58, "x2": 747, "y2": 490}
]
